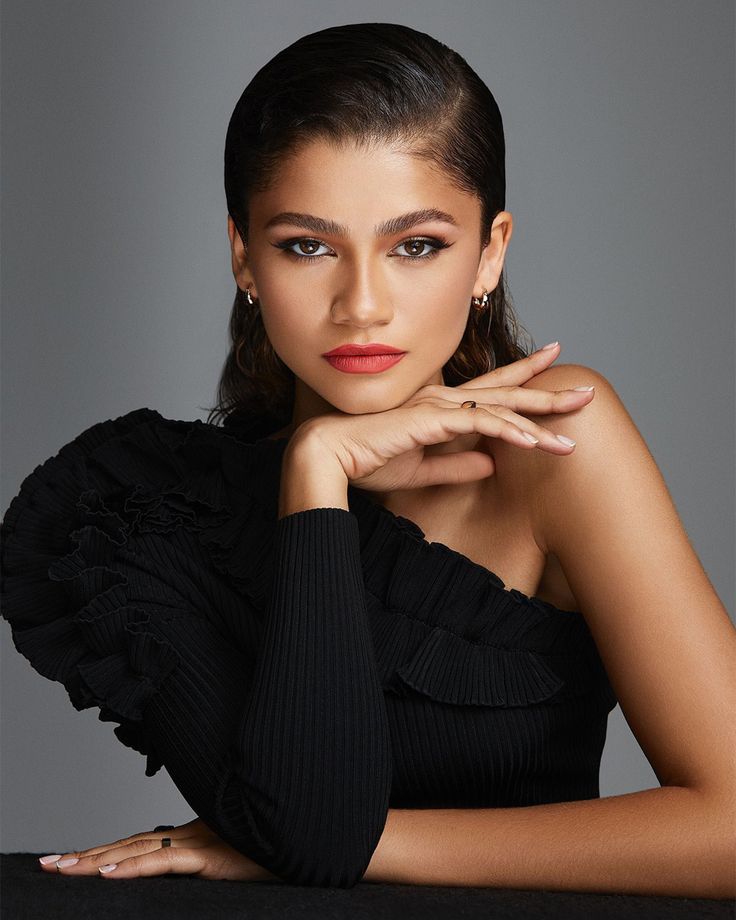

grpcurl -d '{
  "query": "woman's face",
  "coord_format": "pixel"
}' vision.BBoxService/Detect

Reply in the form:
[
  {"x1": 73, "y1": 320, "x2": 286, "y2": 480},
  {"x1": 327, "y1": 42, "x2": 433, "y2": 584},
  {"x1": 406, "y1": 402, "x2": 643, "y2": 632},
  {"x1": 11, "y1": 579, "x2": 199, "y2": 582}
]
[{"x1": 227, "y1": 136, "x2": 512, "y2": 429}]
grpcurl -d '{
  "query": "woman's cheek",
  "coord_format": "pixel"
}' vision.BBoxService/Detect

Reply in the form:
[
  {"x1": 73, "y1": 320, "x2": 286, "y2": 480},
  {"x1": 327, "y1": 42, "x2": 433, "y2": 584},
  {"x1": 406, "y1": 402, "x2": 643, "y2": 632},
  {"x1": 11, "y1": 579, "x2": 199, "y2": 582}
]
[
  {"x1": 260, "y1": 304, "x2": 320, "y2": 366},
  {"x1": 425, "y1": 295, "x2": 471, "y2": 355}
]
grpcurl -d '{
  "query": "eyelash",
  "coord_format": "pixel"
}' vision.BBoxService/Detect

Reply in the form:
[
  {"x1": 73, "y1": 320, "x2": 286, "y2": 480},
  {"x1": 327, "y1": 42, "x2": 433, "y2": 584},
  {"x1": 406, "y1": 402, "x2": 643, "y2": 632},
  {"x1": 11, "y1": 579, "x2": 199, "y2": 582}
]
[{"x1": 272, "y1": 236, "x2": 452, "y2": 263}]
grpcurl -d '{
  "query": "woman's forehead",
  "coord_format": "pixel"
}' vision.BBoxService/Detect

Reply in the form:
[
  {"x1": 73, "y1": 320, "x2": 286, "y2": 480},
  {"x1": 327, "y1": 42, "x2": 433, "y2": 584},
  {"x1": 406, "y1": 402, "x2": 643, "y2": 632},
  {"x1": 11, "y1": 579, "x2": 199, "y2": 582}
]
[{"x1": 249, "y1": 138, "x2": 479, "y2": 229}]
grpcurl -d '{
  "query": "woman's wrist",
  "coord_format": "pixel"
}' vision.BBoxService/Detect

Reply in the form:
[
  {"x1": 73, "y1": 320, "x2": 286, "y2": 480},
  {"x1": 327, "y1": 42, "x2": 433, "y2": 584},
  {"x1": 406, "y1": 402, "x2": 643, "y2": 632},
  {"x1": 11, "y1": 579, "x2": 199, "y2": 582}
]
[{"x1": 277, "y1": 433, "x2": 350, "y2": 518}]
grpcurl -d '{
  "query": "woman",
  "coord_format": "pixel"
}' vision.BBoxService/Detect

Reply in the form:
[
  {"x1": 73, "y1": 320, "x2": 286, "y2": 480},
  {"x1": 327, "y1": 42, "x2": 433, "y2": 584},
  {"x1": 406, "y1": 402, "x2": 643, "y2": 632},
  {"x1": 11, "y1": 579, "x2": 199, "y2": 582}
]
[{"x1": 2, "y1": 22, "x2": 734, "y2": 896}]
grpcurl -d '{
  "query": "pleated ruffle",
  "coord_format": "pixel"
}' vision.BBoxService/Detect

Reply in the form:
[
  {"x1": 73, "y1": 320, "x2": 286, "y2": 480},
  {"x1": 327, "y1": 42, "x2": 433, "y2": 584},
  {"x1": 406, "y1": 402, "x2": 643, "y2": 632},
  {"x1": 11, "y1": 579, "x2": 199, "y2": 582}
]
[
  {"x1": 0, "y1": 408, "x2": 281, "y2": 775},
  {"x1": 348, "y1": 488, "x2": 616, "y2": 710}
]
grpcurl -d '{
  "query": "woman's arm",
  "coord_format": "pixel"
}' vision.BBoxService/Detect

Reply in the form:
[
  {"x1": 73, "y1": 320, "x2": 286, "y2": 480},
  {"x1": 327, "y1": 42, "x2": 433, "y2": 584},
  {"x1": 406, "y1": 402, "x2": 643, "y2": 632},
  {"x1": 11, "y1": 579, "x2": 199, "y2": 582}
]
[
  {"x1": 364, "y1": 788, "x2": 732, "y2": 897},
  {"x1": 0, "y1": 417, "x2": 392, "y2": 889},
  {"x1": 204, "y1": 439, "x2": 392, "y2": 885},
  {"x1": 363, "y1": 365, "x2": 736, "y2": 898}
]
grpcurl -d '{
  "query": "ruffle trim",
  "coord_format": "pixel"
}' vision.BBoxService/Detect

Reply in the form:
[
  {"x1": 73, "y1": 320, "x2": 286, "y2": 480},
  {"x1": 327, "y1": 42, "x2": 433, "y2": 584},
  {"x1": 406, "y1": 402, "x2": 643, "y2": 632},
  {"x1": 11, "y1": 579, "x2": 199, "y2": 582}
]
[
  {"x1": 1, "y1": 411, "x2": 204, "y2": 775},
  {"x1": 350, "y1": 489, "x2": 617, "y2": 710},
  {"x1": 0, "y1": 408, "x2": 296, "y2": 773}
]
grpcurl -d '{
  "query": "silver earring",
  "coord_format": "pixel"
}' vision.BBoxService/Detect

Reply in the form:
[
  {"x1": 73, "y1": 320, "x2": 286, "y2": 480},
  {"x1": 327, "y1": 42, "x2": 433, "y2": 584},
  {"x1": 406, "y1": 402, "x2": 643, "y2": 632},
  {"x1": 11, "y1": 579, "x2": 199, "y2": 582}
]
[
  {"x1": 471, "y1": 290, "x2": 490, "y2": 310},
  {"x1": 245, "y1": 288, "x2": 257, "y2": 306}
]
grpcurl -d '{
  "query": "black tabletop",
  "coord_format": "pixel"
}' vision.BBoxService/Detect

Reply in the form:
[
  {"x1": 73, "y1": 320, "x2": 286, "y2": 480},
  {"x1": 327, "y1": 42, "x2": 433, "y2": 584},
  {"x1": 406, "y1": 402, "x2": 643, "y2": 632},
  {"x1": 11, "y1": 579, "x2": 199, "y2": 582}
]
[{"x1": 3, "y1": 854, "x2": 732, "y2": 919}]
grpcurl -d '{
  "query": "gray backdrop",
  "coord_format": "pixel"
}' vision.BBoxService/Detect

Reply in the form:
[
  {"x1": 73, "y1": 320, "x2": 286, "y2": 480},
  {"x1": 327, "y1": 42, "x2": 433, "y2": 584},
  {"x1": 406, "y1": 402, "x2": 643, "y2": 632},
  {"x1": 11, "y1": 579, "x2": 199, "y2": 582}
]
[{"x1": 2, "y1": 0, "x2": 734, "y2": 854}]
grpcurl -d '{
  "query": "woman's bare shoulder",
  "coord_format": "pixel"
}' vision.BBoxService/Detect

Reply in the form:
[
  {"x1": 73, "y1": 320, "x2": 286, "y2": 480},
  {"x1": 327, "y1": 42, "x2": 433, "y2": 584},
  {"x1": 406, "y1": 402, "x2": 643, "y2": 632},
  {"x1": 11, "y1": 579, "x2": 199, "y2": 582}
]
[
  {"x1": 490, "y1": 362, "x2": 631, "y2": 551},
  {"x1": 519, "y1": 360, "x2": 609, "y2": 404}
]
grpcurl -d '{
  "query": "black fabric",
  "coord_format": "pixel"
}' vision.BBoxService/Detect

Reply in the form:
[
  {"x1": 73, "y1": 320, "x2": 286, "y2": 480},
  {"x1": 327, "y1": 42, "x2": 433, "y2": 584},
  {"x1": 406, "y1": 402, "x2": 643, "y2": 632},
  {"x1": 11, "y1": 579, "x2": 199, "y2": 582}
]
[
  {"x1": 3, "y1": 854, "x2": 733, "y2": 919},
  {"x1": 1, "y1": 408, "x2": 619, "y2": 888}
]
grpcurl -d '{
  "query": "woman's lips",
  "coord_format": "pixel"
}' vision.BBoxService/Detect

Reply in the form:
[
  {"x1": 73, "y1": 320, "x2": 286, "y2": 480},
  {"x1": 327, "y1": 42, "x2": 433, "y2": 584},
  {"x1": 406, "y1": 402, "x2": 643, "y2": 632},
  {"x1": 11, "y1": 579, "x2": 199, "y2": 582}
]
[{"x1": 322, "y1": 352, "x2": 406, "y2": 374}]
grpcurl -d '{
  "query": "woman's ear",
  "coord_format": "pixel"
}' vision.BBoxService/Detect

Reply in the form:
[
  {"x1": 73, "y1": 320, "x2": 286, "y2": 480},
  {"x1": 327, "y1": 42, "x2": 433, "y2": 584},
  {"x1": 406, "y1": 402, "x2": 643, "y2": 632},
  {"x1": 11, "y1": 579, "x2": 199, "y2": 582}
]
[
  {"x1": 227, "y1": 215, "x2": 256, "y2": 294},
  {"x1": 475, "y1": 210, "x2": 513, "y2": 295}
]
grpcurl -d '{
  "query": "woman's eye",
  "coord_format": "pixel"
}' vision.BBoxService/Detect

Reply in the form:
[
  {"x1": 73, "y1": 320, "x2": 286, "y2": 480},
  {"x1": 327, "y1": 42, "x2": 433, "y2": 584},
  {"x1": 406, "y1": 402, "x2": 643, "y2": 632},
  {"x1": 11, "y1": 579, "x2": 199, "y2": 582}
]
[
  {"x1": 394, "y1": 238, "x2": 449, "y2": 259},
  {"x1": 275, "y1": 238, "x2": 332, "y2": 259}
]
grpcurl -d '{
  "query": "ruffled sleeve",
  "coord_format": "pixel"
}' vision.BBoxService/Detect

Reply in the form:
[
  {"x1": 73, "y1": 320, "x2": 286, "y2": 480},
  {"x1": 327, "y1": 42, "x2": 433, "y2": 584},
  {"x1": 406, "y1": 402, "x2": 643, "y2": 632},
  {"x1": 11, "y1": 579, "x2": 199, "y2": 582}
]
[
  {"x1": 0, "y1": 409, "x2": 179, "y2": 776},
  {"x1": 0, "y1": 409, "x2": 392, "y2": 888}
]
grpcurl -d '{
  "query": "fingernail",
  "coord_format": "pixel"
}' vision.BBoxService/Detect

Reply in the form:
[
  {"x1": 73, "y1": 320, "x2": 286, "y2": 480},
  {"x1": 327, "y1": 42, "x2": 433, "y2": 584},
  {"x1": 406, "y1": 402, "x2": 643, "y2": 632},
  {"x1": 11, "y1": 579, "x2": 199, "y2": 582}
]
[
  {"x1": 540, "y1": 341, "x2": 559, "y2": 351},
  {"x1": 522, "y1": 432, "x2": 539, "y2": 443},
  {"x1": 573, "y1": 385, "x2": 594, "y2": 391},
  {"x1": 99, "y1": 864, "x2": 117, "y2": 874},
  {"x1": 56, "y1": 857, "x2": 79, "y2": 867},
  {"x1": 556, "y1": 435, "x2": 576, "y2": 446},
  {"x1": 39, "y1": 854, "x2": 62, "y2": 865}
]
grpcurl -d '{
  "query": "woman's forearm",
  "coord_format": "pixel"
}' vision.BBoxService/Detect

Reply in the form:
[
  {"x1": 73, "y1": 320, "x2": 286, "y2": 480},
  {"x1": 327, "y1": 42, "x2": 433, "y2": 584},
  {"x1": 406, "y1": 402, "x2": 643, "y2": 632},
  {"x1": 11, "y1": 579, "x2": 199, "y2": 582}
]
[
  {"x1": 362, "y1": 786, "x2": 735, "y2": 898},
  {"x1": 278, "y1": 436, "x2": 349, "y2": 518},
  {"x1": 249, "y1": 431, "x2": 392, "y2": 884}
]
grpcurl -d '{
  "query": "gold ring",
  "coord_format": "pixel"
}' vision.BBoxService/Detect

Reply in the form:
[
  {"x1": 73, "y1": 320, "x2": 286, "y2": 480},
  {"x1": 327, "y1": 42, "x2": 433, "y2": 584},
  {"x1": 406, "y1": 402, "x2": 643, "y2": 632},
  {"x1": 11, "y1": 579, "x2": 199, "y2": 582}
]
[{"x1": 461, "y1": 400, "x2": 477, "y2": 409}]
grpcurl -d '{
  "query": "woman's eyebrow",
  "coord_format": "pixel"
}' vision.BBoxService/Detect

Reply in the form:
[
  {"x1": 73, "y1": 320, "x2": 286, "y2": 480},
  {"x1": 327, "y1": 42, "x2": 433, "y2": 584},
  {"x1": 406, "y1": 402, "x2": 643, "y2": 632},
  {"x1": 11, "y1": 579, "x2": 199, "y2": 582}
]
[{"x1": 263, "y1": 208, "x2": 458, "y2": 238}]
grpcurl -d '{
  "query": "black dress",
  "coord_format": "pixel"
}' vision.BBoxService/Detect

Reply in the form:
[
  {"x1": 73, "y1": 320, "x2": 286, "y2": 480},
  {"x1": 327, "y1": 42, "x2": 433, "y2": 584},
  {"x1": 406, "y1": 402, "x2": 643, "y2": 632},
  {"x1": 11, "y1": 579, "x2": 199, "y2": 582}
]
[{"x1": 0, "y1": 408, "x2": 617, "y2": 887}]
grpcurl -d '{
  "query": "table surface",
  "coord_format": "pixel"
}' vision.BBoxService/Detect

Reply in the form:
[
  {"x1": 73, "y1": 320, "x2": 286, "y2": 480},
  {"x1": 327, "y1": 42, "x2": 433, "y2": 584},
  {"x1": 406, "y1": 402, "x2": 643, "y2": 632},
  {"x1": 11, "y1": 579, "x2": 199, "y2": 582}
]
[{"x1": 3, "y1": 854, "x2": 733, "y2": 919}]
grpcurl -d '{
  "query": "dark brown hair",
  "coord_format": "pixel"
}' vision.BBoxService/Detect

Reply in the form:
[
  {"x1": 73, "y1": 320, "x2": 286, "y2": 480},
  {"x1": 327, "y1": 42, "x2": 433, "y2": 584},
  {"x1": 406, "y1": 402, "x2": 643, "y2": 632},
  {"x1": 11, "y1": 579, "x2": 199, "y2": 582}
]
[{"x1": 207, "y1": 22, "x2": 534, "y2": 430}]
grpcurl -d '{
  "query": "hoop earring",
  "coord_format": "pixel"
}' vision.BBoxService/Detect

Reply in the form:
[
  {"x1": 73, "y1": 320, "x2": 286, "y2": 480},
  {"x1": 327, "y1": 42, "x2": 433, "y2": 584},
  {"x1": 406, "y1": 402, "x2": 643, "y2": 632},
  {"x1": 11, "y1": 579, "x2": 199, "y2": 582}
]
[{"x1": 471, "y1": 288, "x2": 493, "y2": 338}]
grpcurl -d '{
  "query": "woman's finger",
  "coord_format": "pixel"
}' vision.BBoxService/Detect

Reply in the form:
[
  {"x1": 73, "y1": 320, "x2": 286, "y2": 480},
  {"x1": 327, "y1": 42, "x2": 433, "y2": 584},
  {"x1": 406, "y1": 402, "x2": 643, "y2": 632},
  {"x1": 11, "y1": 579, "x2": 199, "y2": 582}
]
[
  {"x1": 450, "y1": 384, "x2": 595, "y2": 417},
  {"x1": 51, "y1": 836, "x2": 162, "y2": 861},
  {"x1": 96, "y1": 844, "x2": 274, "y2": 882},
  {"x1": 434, "y1": 402, "x2": 576, "y2": 455},
  {"x1": 457, "y1": 341, "x2": 561, "y2": 390},
  {"x1": 407, "y1": 449, "x2": 496, "y2": 489},
  {"x1": 39, "y1": 839, "x2": 130, "y2": 871},
  {"x1": 45, "y1": 837, "x2": 160, "y2": 875},
  {"x1": 40, "y1": 818, "x2": 221, "y2": 875},
  {"x1": 43, "y1": 818, "x2": 272, "y2": 882},
  {"x1": 96, "y1": 846, "x2": 201, "y2": 879},
  {"x1": 429, "y1": 398, "x2": 579, "y2": 453},
  {"x1": 44, "y1": 818, "x2": 211, "y2": 866},
  {"x1": 44, "y1": 835, "x2": 198, "y2": 876},
  {"x1": 472, "y1": 402, "x2": 578, "y2": 452}
]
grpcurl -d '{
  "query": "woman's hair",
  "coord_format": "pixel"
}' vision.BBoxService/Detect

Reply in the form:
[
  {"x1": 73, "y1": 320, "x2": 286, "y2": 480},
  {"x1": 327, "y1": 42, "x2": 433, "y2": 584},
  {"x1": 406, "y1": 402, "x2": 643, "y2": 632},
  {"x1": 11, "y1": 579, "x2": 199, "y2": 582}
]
[{"x1": 207, "y1": 22, "x2": 534, "y2": 429}]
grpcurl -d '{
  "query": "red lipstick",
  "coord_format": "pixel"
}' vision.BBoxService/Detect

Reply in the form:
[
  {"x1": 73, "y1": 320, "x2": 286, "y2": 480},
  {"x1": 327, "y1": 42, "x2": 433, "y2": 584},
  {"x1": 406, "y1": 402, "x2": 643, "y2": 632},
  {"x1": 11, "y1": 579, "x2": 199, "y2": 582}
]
[
  {"x1": 322, "y1": 343, "x2": 406, "y2": 356},
  {"x1": 322, "y1": 343, "x2": 407, "y2": 374}
]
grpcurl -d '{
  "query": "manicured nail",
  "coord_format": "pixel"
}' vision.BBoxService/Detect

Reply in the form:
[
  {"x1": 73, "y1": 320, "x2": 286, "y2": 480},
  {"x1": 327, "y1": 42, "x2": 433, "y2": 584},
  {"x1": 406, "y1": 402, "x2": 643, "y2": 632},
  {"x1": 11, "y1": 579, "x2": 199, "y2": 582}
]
[
  {"x1": 39, "y1": 854, "x2": 62, "y2": 865},
  {"x1": 56, "y1": 857, "x2": 79, "y2": 867},
  {"x1": 540, "y1": 341, "x2": 559, "y2": 351},
  {"x1": 573, "y1": 385, "x2": 595, "y2": 391},
  {"x1": 522, "y1": 432, "x2": 539, "y2": 444},
  {"x1": 99, "y1": 864, "x2": 117, "y2": 873},
  {"x1": 556, "y1": 435, "x2": 576, "y2": 446}
]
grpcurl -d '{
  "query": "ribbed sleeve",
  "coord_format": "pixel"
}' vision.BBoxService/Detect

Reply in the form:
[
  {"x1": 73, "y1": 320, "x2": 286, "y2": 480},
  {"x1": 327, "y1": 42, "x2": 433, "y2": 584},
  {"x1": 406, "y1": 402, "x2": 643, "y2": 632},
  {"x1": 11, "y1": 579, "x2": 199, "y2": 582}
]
[
  {"x1": 212, "y1": 507, "x2": 393, "y2": 886},
  {"x1": 126, "y1": 508, "x2": 393, "y2": 887}
]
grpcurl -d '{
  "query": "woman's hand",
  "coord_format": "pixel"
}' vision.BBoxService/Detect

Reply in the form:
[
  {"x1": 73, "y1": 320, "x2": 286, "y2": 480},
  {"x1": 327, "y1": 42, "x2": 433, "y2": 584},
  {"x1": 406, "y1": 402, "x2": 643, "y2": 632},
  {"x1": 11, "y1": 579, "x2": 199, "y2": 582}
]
[
  {"x1": 294, "y1": 341, "x2": 595, "y2": 493},
  {"x1": 39, "y1": 817, "x2": 282, "y2": 882}
]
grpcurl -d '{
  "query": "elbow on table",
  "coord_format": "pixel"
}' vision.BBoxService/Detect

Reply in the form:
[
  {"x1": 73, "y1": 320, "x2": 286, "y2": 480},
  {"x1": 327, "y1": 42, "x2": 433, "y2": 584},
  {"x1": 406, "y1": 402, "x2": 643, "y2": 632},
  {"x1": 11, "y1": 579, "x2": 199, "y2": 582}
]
[
  {"x1": 212, "y1": 762, "x2": 392, "y2": 887},
  {"x1": 269, "y1": 812, "x2": 389, "y2": 888},
  {"x1": 279, "y1": 850, "x2": 374, "y2": 888},
  {"x1": 213, "y1": 797, "x2": 389, "y2": 887},
  {"x1": 221, "y1": 835, "x2": 378, "y2": 888}
]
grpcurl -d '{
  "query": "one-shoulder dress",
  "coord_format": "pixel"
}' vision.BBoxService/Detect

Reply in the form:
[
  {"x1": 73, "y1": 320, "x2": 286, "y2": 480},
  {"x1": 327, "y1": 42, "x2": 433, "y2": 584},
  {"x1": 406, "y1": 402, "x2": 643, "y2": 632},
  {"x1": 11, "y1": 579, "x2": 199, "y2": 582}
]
[{"x1": 0, "y1": 407, "x2": 617, "y2": 887}]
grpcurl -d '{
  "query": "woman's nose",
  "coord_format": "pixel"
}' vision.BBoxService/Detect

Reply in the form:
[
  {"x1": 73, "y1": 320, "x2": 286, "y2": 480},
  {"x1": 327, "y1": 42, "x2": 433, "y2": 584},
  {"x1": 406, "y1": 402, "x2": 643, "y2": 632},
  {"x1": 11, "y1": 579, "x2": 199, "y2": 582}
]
[{"x1": 330, "y1": 263, "x2": 394, "y2": 326}]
